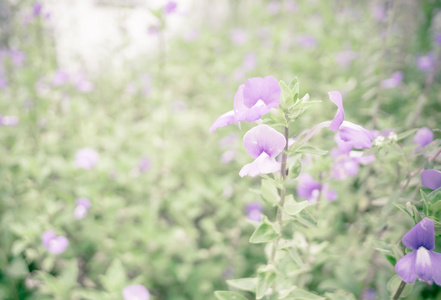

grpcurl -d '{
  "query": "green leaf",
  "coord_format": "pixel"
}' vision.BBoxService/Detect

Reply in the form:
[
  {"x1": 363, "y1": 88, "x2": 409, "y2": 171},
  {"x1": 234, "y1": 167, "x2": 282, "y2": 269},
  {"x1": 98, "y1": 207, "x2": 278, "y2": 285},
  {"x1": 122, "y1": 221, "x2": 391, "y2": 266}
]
[
  {"x1": 59, "y1": 260, "x2": 79, "y2": 290},
  {"x1": 100, "y1": 258, "x2": 127, "y2": 293},
  {"x1": 226, "y1": 278, "x2": 257, "y2": 292},
  {"x1": 76, "y1": 289, "x2": 107, "y2": 300},
  {"x1": 278, "y1": 287, "x2": 324, "y2": 300},
  {"x1": 256, "y1": 269, "x2": 276, "y2": 299},
  {"x1": 261, "y1": 179, "x2": 279, "y2": 205},
  {"x1": 279, "y1": 80, "x2": 294, "y2": 107},
  {"x1": 214, "y1": 291, "x2": 248, "y2": 300},
  {"x1": 397, "y1": 129, "x2": 418, "y2": 141},
  {"x1": 284, "y1": 195, "x2": 309, "y2": 216},
  {"x1": 295, "y1": 145, "x2": 328, "y2": 156},
  {"x1": 249, "y1": 216, "x2": 279, "y2": 244},
  {"x1": 295, "y1": 210, "x2": 317, "y2": 228},
  {"x1": 289, "y1": 77, "x2": 299, "y2": 100},
  {"x1": 287, "y1": 155, "x2": 302, "y2": 180}
]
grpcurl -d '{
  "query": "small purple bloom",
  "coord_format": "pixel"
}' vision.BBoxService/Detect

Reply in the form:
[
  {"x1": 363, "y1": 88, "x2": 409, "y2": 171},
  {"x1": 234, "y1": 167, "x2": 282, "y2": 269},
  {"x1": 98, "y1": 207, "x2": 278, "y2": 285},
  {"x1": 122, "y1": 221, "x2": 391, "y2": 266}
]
[
  {"x1": 51, "y1": 70, "x2": 70, "y2": 87},
  {"x1": 74, "y1": 198, "x2": 91, "y2": 219},
  {"x1": 41, "y1": 230, "x2": 69, "y2": 254},
  {"x1": 230, "y1": 29, "x2": 248, "y2": 46},
  {"x1": 381, "y1": 71, "x2": 403, "y2": 89},
  {"x1": 335, "y1": 50, "x2": 357, "y2": 67},
  {"x1": 0, "y1": 115, "x2": 19, "y2": 126},
  {"x1": 75, "y1": 148, "x2": 99, "y2": 170},
  {"x1": 395, "y1": 218, "x2": 441, "y2": 285},
  {"x1": 297, "y1": 35, "x2": 317, "y2": 48},
  {"x1": 210, "y1": 76, "x2": 281, "y2": 132},
  {"x1": 164, "y1": 1, "x2": 177, "y2": 15},
  {"x1": 138, "y1": 157, "x2": 151, "y2": 173},
  {"x1": 328, "y1": 91, "x2": 373, "y2": 149},
  {"x1": 9, "y1": 50, "x2": 25, "y2": 67},
  {"x1": 33, "y1": 3, "x2": 43, "y2": 16},
  {"x1": 297, "y1": 173, "x2": 336, "y2": 202},
  {"x1": 122, "y1": 285, "x2": 150, "y2": 300},
  {"x1": 414, "y1": 127, "x2": 433, "y2": 150},
  {"x1": 421, "y1": 169, "x2": 441, "y2": 190},
  {"x1": 417, "y1": 53, "x2": 435, "y2": 72},
  {"x1": 239, "y1": 124, "x2": 285, "y2": 177},
  {"x1": 245, "y1": 202, "x2": 262, "y2": 222},
  {"x1": 435, "y1": 33, "x2": 441, "y2": 45},
  {"x1": 285, "y1": 1, "x2": 297, "y2": 12},
  {"x1": 372, "y1": 5, "x2": 387, "y2": 22},
  {"x1": 267, "y1": 1, "x2": 281, "y2": 15}
]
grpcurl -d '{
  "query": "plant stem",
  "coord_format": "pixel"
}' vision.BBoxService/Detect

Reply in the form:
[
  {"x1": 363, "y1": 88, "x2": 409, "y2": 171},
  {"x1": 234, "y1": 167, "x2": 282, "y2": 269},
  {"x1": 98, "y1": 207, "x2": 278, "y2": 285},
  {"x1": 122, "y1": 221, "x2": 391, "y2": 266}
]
[
  {"x1": 392, "y1": 280, "x2": 406, "y2": 300},
  {"x1": 270, "y1": 125, "x2": 289, "y2": 264}
]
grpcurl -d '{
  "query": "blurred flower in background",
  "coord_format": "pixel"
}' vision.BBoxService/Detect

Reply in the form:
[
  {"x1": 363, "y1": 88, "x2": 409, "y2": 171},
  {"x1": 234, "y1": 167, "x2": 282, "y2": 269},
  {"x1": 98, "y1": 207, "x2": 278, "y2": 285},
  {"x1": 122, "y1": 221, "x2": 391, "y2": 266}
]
[
  {"x1": 421, "y1": 169, "x2": 441, "y2": 190},
  {"x1": 75, "y1": 148, "x2": 99, "y2": 170},
  {"x1": 381, "y1": 71, "x2": 403, "y2": 89},
  {"x1": 122, "y1": 284, "x2": 150, "y2": 300},
  {"x1": 417, "y1": 52, "x2": 435, "y2": 72},
  {"x1": 245, "y1": 202, "x2": 262, "y2": 222},
  {"x1": 413, "y1": 127, "x2": 433, "y2": 150},
  {"x1": 41, "y1": 230, "x2": 69, "y2": 255},
  {"x1": 74, "y1": 198, "x2": 91, "y2": 219}
]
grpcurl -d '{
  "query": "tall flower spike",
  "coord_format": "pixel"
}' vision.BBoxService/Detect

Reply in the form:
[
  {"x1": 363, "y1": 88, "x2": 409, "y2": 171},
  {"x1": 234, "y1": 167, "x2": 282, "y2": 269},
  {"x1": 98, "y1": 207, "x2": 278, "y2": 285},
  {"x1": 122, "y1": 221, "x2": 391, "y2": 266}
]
[
  {"x1": 421, "y1": 169, "x2": 441, "y2": 190},
  {"x1": 210, "y1": 76, "x2": 281, "y2": 132},
  {"x1": 328, "y1": 91, "x2": 373, "y2": 149},
  {"x1": 239, "y1": 124, "x2": 286, "y2": 177},
  {"x1": 395, "y1": 218, "x2": 441, "y2": 284}
]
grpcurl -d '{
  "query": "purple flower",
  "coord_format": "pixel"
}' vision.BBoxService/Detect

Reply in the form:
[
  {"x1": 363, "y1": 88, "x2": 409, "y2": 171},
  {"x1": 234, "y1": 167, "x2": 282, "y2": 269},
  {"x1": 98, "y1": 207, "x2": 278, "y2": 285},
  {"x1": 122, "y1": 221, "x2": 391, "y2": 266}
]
[
  {"x1": 435, "y1": 33, "x2": 441, "y2": 45},
  {"x1": 9, "y1": 50, "x2": 25, "y2": 67},
  {"x1": 74, "y1": 198, "x2": 91, "y2": 219},
  {"x1": 421, "y1": 169, "x2": 441, "y2": 190},
  {"x1": 122, "y1": 285, "x2": 150, "y2": 300},
  {"x1": 138, "y1": 156, "x2": 151, "y2": 173},
  {"x1": 230, "y1": 29, "x2": 248, "y2": 46},
  {"x1": 414, "y1": 127, "x2": 433, "y2": 150},
  {"x1": 245, "y1": 202, "x2": 262, "y2": 222},
  {"x1": 285, "y1": 1, "x2": 297, "y2": 12},
  {"x1": 0, "y1": 115, "x2": 19, "y2": 126},
  {"x1": 210, "y1": 76, "x2": 281, "y2": 132},
  {"x1": 147, "y1": 25, "x2": 161, "y2": 35},
  {"x1": 72, "y1": 73, "x2": 93, "y2": 93},
  {"x1": 335, "y1": 50, "x2": 357, "y2": 67},
  {"x1": 41, "y1": 230, "x2": 69, "y2": 254},
  {"x1": 372, "y1": 5, "x2": 387, "y2": 22},
  {"x1": 51, "y1": 70, "x2": 70, "y2": 87},
  {"x1": 328, "y1": 91, "x2": 373, "y2": 149},
  {"x1": 297, "y1": 35, "x2": 317, "y2": 48},
  {"x1": 267, "y1": 1, "x2": 281, "y2": 15},
  {"x1": 239, "y1": 124, "x2": 286, "y2": 177},
  {"x1": 395, "y1": 218, "x2": 441, "y2": 285},
  {"x1": 381, "y1": 71, "x2": 403, "y2": 89},
  {"x1": 33, "y1": 3, "x2": 43, "y2": 16},
  {"x1": 417, "y1": 53, "x2": 435, "y2": 72},
  {"x1": 75, "y1": 148, "x2": 99, "y2": 170},
  {"x1": 297, "y1": 173, "x2": 337, "y2": 203},
  {"x1": 164, "y1": 1, "x2": 177, "y2": 15}
]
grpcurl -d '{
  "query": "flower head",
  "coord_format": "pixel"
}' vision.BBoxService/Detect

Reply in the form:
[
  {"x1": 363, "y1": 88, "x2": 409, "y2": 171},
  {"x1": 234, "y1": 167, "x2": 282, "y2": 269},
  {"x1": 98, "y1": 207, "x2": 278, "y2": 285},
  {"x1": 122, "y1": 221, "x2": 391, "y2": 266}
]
[
  {"x1": 210, "y1": 76, "x2": 281, "y2": 132},
  {"x1": 245, "y1": 202, "x2": 262, "y2": 221},
  {"x1": 41, "y1": 230, "x2": 69, "y2": 254},
  {"x1": 414, "y1": 127, "x2": 433, "y2": 150},
  {"x1": 75, "y1": 148, "x2": 99, "y2": 170},
  {"x1": 239, "y1": 124, "x2": 285, "y2": 177},
  {"x1": 328, "y1": 91, "x2": 373, "y2": 149},
  {"x1": 122, "y1": 285, "x2": 150, "y2": 300},
  {"x1": 164, "y1": 1, "x2": 177, "y2": 15},
  {"x1": 417, "y1": 53, "x2": 435, "y2": 72},
  {"x1": 421, "y1": 169, "x2": 441, "y2": 190},
  {"x1": 74, "y1": 198, "x2": 91, "y2": 219},
  {"x1": 297, "y1": 173, "x2": 337, "y2": 203},
  {"x1": 138, "y1": 156, "x2": 151, "y2": 173},
  {"x1": 381, "y1": 71, "x2": 403, "y2": 89},
  {"x1": 395, "y1": 218, "x2": 441, "y2": 285}
]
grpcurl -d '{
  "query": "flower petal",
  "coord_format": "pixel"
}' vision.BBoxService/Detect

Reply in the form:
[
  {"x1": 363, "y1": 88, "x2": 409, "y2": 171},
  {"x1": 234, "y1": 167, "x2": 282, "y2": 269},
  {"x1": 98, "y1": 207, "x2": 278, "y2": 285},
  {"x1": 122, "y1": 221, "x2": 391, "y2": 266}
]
[
  {"x1": 421, "y1": 169, "x2": 441, "y2": 190},
  {"x1": 415, "y1": 247, "x2": 434, "y2": 282},
  {"x1": 122, "y1": 284, "x2": 150, "y2": 300},
  {"x1": 239, "y1": 152, "x2": 280, "y2": 177},
  {"x1": 395, "y1": 251, "x2": 417, "y2": 283},
  {"x1": 41, "y1": 230, "x2": 56, "y2": 248},
  {"x1": 296, "y1": 174, "x2": 321, "y2": 200},
  {"x1": 243, "y1": 76, "x2": 280, "y2": 108},
  {"x1": 338, "y1": 121, "x2": 373, "y2": 149},
  {"x1": 243, "y1": 124, "x2": 286, "y2": 159},
  {"x1": 428, "y1": 251, "x2": 441, "y2": 285},
  {"x1": 48, "y1": 236, "x2": 69, "y2": 254},
  {"x1": 209, "y1": 110, "x2": 235, "y2": 132},
  {"x1": 328, "y1": 91, "x2": 344, "y2": 131},
  {"x1": 402, "y1": 218, "x2": 435, "y2": 251},
  {"x1": 414, "y1": 127, "x2": 433, "y2": 150}
]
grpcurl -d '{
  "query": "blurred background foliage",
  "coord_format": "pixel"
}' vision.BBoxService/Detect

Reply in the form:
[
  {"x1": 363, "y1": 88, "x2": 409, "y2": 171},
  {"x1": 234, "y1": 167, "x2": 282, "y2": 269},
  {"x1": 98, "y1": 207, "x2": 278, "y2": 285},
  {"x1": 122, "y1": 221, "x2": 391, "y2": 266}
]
[{"x1": 0, "y1": 0, "x2": 440, "y2": 299}]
